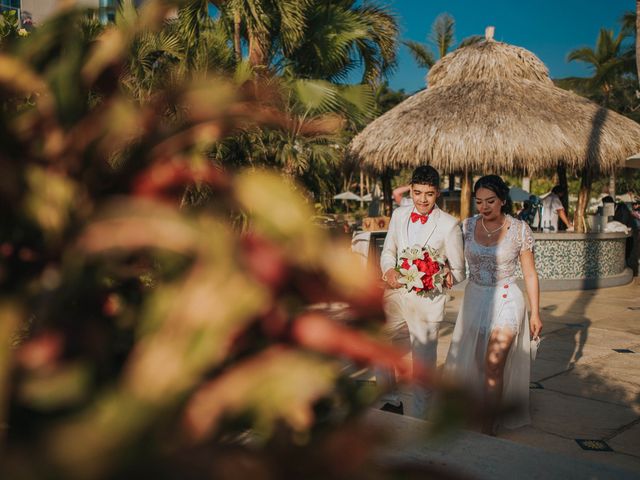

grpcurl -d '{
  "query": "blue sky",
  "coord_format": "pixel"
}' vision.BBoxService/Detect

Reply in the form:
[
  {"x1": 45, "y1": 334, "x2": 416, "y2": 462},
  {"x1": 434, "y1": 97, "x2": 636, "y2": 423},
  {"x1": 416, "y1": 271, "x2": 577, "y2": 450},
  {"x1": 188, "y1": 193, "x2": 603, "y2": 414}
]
[{"x1": 387, "y1": 0, "x2": 632, "y2": 93}]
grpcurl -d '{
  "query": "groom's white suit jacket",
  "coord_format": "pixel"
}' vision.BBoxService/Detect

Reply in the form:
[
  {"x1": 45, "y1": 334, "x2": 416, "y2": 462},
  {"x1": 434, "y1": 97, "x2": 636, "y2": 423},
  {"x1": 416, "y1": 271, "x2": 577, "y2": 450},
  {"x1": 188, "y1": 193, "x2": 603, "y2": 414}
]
[{"x1": 380, "y1": 205, "x2": 465, "y2": 325}]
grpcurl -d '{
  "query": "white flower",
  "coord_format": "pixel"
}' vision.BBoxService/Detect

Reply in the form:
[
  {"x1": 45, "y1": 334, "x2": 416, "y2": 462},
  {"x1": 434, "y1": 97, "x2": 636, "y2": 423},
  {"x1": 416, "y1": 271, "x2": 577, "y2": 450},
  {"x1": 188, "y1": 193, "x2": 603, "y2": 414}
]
[
  {"x1": 400, "y1": 245, "x2": 424, "y2": 262},
  {"x1": 424, "y1": 245, "x2": 445, "y2": 265},
  {"x1": 398, "y1": 264, "x2": 425, "y2": 291}
]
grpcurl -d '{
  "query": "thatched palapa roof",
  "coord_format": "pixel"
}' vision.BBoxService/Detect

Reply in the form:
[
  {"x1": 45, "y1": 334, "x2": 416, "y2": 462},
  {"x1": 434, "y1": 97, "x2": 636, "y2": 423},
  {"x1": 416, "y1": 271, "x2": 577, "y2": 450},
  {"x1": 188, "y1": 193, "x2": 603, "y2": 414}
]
[{"x1": 350, "y1": 39, "x2": 640, "y2": 174}]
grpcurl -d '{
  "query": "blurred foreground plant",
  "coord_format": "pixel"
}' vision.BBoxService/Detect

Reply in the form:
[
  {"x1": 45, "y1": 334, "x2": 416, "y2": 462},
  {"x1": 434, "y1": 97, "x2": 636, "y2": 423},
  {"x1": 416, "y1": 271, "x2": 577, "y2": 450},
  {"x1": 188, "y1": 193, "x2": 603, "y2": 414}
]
[{"x1": 0, "y1": 3, "x2": 461, "y2": 479}]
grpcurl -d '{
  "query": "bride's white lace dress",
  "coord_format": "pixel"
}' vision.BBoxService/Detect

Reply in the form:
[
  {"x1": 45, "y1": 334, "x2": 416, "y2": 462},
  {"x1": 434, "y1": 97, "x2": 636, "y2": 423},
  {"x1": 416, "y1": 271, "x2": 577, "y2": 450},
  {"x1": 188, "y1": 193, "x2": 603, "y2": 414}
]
[{"x1": 444, "y1": 215, "x2": 535, "y2": 429}]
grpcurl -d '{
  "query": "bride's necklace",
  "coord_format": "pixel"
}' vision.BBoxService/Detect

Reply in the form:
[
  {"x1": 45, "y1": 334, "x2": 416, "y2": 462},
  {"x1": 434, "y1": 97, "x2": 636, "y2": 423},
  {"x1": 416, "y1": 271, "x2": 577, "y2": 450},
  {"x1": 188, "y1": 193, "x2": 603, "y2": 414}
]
[{"x1": 481, "y1": 216, "x2": 507, "y2": 238}]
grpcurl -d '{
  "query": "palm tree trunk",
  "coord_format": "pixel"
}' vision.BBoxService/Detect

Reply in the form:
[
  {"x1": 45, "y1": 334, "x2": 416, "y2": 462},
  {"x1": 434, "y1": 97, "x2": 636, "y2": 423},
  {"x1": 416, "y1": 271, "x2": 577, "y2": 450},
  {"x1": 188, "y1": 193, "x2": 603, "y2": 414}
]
[
  {"x1": 381, "y1": 170, "x2": 392, "y2": 217},
  {"x1": 233, "y1": 10, "x2": 242, "y2": 62},
  {"x1": 557, "y1": 165, "x2": 569, "y2": 230},
  {"x1": 248, "y1": 29, "x2": 269, "y2": 70},
  {"x1": 636, "y1": 1, "x2": 640, "y2": 84},
  {"x1": 609, "y1": 174, "x2": 616, "y2": 198},
  {"x1": 460, "y1": 168, "x2": 473, "y2": 220},
  {"x1": 574, "y1": 168, "x2": 593, "y2": 233},
  {"x1": 359, "y1": 170, "x2": 364, "y2": 210}
]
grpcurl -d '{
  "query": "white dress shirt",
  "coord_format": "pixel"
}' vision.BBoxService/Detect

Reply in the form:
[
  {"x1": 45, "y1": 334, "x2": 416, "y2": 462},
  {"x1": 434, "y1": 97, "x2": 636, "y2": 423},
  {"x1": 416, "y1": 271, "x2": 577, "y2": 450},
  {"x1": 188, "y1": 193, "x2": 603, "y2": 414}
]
[{"x1": 407, "y1": 208, "x2": 432, "y2": 246}]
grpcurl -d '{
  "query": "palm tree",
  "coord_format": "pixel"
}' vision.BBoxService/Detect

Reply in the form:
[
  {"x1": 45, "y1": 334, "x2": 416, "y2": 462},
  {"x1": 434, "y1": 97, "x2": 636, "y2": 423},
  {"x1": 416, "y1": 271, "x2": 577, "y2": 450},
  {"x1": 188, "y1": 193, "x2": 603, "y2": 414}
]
[
  {"x1": 211, "y1": 0, "x2": 398, "y2": 84},
  {"x1": 119, "y1": 0, "x2": 236, "y2": 101},
  {"x1": 210, "y1": 0, "x2": 310, "y2": 70},
  {"x1": 404, "y1": 13, "x2": 482, "y2": 71},
  {"x1": 560, "y1": 28, "x2": 632, "y2": 107},
  {"x1": 558, "y1": 27, "x2": 634, "y2": 230},
  {"x1": 281, "y1": 0, "x2": 398, "y2": 85},
  {"x1": 620, "y1": 7, "x2": 640, "y2": 82},
  {"x1": 209, "y1": 76, "x2": 377, "y2": 204}
]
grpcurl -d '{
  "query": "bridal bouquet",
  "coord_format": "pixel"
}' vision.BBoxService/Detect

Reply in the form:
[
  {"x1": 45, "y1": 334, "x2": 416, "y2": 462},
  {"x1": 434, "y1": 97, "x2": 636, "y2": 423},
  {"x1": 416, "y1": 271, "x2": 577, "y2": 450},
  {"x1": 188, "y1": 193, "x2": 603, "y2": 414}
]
[{"x1": 397, "y1": 245, "x2": 447, "y2": 295}]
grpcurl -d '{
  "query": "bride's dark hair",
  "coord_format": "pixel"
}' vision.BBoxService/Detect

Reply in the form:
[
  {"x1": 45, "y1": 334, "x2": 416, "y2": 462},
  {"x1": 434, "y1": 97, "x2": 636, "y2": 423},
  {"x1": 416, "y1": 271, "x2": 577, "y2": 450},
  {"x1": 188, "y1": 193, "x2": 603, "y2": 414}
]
[{"x1": 473, "y1": 175, "x2": 513, "y2": 214}]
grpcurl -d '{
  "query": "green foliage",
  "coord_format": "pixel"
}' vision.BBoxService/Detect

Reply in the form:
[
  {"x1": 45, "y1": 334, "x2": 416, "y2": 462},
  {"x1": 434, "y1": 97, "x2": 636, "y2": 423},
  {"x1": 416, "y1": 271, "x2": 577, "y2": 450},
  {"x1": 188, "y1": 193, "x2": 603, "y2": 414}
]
[
  {"x1": 375, "y1": 81, "x2": 408, "y2": 113},
  {"x1": 213, "y1": 0, "x2": 399, "y2": 85},
  {"x1": 0, "y1": 4, "x2": 447, "y2": 478},
  {"x1": 0, "y1": 9, "x2": 21, "y2": 45},
  {"x1": 558, "y1": 18, "x2": 639, "y2": 123}
]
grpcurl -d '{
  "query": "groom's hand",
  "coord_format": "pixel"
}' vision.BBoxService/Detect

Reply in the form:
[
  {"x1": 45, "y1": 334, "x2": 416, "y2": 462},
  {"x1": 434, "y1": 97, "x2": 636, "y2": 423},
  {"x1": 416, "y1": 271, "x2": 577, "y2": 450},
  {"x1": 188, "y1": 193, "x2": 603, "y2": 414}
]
[
  {"x1": 443, "y1": 263, "x2": 453, "y2": 289},
  {"x1": 383, "y1": 268, "x2": 401, "y2": 289}
]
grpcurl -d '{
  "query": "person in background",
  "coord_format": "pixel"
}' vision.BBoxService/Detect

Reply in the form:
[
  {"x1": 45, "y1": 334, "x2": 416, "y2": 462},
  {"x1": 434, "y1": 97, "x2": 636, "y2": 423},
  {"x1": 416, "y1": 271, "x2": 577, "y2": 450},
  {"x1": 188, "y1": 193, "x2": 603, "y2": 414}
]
[
  {"x1": 517, "y1": 199, "x2": 535, "y2": 226},
  {"x1": 541, "y1": 186, "x2": 572, "y2": 232},
  {"x1": 392, "y1": 185, "x2": 414, "y2": 208},
  {"x1": 632, "y1": 200, "x2": 640, "y2": 223},
  {"x1": 613, "y1": 202, "x2": 639, "y2": 276}
]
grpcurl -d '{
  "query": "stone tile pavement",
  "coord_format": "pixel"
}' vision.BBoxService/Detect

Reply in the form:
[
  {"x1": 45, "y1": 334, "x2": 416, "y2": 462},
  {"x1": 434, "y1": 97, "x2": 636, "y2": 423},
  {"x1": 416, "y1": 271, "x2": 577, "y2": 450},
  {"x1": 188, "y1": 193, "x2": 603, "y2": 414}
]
[
  {"x1": 356, "y1": 281, "x2": 640, "y2": 476},
  {"x1": 441, "y1": 281, "x2": 640, "y2": 473}
]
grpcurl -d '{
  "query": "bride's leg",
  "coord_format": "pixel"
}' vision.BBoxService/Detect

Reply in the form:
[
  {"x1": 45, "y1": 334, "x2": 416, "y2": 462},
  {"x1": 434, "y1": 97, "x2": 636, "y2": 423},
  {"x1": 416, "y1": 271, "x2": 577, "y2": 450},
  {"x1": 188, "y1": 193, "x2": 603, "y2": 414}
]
[{"x1": 482, "y1": 327, "x2": 515, "y2": 434}]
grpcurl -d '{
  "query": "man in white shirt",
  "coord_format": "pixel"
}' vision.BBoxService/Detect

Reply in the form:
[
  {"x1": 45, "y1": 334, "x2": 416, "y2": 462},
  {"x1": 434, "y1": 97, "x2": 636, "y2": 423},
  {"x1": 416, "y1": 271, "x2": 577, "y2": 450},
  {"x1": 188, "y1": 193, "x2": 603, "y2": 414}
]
[{"x1": 541, "y1": 185, "x2": 573, "y2": 232}]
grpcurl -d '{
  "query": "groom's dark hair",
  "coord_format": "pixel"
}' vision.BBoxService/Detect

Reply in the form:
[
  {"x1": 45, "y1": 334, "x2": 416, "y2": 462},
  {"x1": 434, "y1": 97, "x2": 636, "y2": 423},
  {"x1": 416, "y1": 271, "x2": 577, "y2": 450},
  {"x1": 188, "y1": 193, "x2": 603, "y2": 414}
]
[{"x1": 410, "y1": 165, "x2": 440, "y2": 188}]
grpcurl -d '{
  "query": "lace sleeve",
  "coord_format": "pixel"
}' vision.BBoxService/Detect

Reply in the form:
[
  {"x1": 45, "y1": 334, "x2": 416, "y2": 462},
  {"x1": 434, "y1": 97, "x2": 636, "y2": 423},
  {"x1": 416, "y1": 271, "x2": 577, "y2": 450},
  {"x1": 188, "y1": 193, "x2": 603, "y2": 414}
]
[
  {"x1": 520, "y1": 220, "x2": 535, "y2": 252},
  {"x1": 462, "y1": 217, "x2": 473, "y2": 243}
]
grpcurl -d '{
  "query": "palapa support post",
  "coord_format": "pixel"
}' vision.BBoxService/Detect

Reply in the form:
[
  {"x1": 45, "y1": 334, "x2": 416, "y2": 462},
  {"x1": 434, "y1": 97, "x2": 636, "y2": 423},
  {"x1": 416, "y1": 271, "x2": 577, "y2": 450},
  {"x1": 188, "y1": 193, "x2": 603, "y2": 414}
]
[
  {"x1": 608, "y1": 174, "x2": 616, "y2": 199},
  {"x1": 574, "y1": 167, "x2": 593, "y2": 233},
  {"x1": 381, "y1": 169, "x2": 393, "y2": 217},
  {"x1": 460, "y1": 168, "x2": 473, "y2": 220},
  {"x1": 557, "y1": 165, "x2": 569, "y2": 230},
  {"x1": 359, "y1": 170, "x2": 364, "y2": 209}
]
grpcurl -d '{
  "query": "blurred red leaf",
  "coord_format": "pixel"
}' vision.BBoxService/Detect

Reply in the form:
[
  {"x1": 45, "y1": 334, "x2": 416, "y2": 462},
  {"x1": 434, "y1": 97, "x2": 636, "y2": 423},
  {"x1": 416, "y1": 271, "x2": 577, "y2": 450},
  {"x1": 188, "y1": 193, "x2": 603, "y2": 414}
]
[
  {"x1": 183, "y1": 346, "x2": 337, "y2": 441},
  {"x1": 132, "y1": 160, "x2": 230, "y2": 201},
  {"x1": 241, "y1": 233, "x2": 289, "y2": 290},
  {"x1": 291, "y1": 312, "x2": 434, "y2": 387},
  {"x1": 15, "y1": 331, "x2": 64, "y2": 370}
]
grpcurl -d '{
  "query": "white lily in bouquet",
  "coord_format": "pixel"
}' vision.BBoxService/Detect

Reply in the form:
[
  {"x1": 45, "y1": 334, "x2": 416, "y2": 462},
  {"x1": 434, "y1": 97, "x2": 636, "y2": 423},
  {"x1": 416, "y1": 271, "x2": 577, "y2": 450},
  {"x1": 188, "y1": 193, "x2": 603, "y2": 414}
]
[{"x1": 396, "y1": 245, "x2": 447, "y2": 295}]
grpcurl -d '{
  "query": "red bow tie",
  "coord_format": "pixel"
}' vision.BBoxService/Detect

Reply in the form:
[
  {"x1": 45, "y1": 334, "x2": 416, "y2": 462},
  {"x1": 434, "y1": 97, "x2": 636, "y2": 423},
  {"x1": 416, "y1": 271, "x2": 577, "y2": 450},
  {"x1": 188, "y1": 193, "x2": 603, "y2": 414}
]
[{"x1": 410, "y1": 212, "x2": 429, "y2": 224}]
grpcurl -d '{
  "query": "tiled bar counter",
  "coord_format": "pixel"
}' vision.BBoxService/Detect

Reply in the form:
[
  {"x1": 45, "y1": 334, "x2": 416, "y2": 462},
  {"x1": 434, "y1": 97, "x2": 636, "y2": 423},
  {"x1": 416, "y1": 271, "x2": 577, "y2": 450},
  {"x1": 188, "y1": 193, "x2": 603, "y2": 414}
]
[{"x1": 515, "y1": 232, "x2": 633, "y2": 290}]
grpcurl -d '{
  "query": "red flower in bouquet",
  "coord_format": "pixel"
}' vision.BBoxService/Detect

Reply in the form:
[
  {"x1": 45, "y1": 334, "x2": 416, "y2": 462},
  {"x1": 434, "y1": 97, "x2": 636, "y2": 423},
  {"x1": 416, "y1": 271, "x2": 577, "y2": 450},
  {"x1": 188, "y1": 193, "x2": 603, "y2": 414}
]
[{"x1": 396, "y1": 245, "x2": 446, "y2": 296}]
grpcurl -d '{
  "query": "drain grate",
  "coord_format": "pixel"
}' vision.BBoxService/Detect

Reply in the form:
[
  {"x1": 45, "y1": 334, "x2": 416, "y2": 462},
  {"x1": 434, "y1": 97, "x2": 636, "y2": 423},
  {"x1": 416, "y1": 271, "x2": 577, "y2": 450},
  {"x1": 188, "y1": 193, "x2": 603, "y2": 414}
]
[{"x1": 575, "y1": 439, "x2": 613, "y2": 451}]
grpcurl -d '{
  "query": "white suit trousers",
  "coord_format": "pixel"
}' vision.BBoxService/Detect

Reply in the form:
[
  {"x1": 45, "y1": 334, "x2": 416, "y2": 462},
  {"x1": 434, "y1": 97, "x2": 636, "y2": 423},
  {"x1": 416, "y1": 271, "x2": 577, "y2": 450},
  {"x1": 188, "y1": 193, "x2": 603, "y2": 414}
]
[{"x1": 376, "y1": 289, "x2": 445, "y2": 417}]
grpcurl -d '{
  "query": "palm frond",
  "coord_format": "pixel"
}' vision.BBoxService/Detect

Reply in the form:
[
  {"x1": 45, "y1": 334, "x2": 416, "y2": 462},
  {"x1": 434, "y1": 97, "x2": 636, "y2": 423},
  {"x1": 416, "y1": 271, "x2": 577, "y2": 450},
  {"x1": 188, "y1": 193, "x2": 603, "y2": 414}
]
[
  {"x1": 567, "y1": 47, "x2": 598, "y2": 67},
  {"x1": 429, "y1": 13, "x2": 455, "y2": 58},
  {"x1": 403, "y1": 40, "x2": 435, "y2": 69}
]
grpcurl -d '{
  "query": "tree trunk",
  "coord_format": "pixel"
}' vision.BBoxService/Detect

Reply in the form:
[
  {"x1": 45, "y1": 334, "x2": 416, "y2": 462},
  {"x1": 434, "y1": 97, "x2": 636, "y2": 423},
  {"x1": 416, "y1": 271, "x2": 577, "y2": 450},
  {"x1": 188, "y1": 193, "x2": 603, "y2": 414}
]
[
  {"x1": 248, "y1": 29, "x2": 269, "y2": 70},
  {"x1": 608, "y1": 173, "x2": 616, "y2": 199},
  {"x1": 359, "y1": 170, "x2": 364, "y2": 210},
  {"x1": 381, "y1": 170, "x2": 393, "y2": 217},
  {"x1": 233, "y1": 10, "x2": 242, "y2": 62},
  {"x1": 460, "y1": 168, "x2": 473, "y2": 220},
  {"x1": 556, "y1": 165, "x2": 569, "y2": 230},
  {"x1": 636, "y1": 1, "x2": 640, "y2": 85},
  {"x1": 573, "y1": 168, "x2": 593, "y2": 233}
]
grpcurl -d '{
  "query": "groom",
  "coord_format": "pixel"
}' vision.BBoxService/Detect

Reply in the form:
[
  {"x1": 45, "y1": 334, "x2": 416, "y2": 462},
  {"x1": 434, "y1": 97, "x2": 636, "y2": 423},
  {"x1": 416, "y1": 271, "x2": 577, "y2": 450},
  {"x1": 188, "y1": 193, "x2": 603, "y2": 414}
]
[{"x1": 378, "y1": 165, "x2": 465, "y2": 417}]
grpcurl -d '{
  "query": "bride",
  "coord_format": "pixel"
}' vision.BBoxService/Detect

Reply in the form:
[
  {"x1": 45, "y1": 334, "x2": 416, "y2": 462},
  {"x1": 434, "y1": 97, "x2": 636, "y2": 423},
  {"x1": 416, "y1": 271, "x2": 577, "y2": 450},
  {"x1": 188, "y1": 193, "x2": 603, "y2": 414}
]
[{"x1": 444, "y1": 175, "x2": 542, "y2": 433}]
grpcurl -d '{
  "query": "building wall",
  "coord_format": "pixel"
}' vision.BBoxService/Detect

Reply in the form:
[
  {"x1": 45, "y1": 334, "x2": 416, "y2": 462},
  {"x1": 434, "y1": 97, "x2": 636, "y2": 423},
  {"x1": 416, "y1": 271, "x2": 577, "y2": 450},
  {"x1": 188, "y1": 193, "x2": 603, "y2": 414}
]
[{"x1": 21, "y1": 0, "x2": 101, "y2": 25}]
